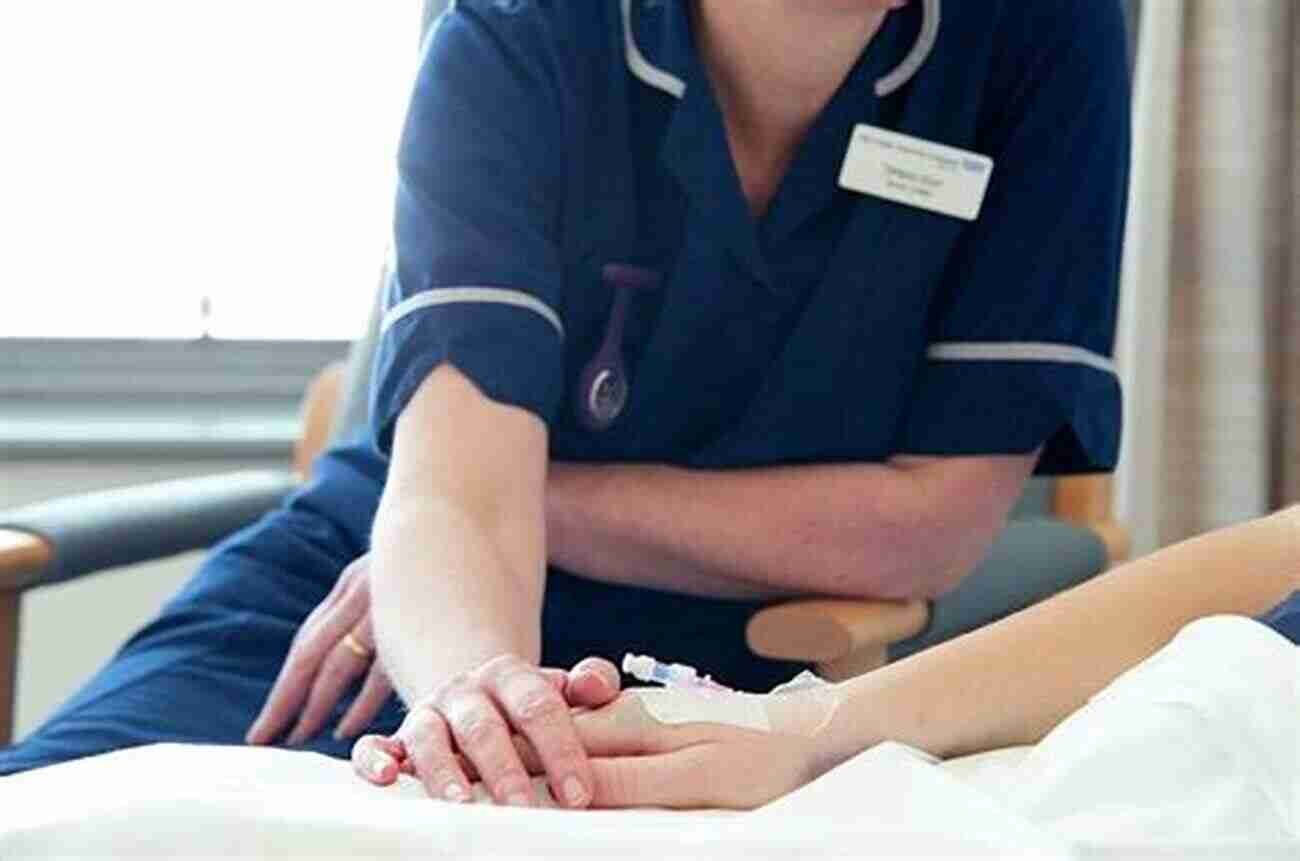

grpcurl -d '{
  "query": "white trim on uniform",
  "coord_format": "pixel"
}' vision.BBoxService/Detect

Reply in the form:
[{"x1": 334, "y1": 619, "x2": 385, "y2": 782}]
[
  {"x1": 621, "y1": 0, "x2": 685, "y2": 99},
  {"x1": 380, "y1": 287, "x2": 565, "y2": 338},
  {"x1": 926, "y1": 342, "x2": 1117, "y2": 375},
  {"x1": 619, "y1": 0, "x2": 937, "y2": 101},
  {"x1": 874, "y1": 0, "x2": 943, "y2": 97}
]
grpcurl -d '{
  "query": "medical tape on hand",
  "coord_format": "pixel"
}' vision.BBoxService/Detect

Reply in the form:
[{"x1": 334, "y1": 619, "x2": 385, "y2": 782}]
[
  {"x1": 630, "y1": 689, "x2": 772, "y2": 731},
  {"x1": 762, "y1": 687, "x2": 843, "y2": 738},
  {"x1": 629, "y1": 678, "x2": 844, "y2": 738}
]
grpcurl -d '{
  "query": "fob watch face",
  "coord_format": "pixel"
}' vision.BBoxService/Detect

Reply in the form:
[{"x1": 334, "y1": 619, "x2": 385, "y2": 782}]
[{"x1": 586, "y1": 367, "x2": 628, "y2": 427}]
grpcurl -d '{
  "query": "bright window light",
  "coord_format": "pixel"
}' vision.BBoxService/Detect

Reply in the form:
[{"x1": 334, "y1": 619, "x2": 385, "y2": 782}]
[{"x1": 0, "y1": 1, "x2": 422, "y2": 340}]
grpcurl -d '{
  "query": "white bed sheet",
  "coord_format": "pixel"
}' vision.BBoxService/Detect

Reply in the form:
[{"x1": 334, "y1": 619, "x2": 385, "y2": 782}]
[{"x1": 1, "y1": 616, "x2": 1295, "y2": 859}]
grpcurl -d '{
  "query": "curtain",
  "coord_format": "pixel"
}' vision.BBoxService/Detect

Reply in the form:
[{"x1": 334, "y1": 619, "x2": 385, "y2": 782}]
[{"x1": 1116, "y1": 0, "x2": 1299, "y2": 553}]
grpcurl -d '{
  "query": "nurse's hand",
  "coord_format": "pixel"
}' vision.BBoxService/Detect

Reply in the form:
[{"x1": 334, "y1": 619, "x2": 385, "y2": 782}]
[
  {"x1": 565, "y1": 693, "x2": 824, "y2": 810},
  {"x1": 247, "y1": 554, "x2": 391, "y2": 746},
  {"x1": 352, "y1": 656, "x2": 622, "y2": 807}
]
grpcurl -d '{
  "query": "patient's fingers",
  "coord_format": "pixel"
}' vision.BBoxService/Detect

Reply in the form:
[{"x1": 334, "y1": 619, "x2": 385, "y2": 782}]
[
  {"x1": 335, "y1": 662, "x2": 394, "y2": 740},
  {"x1": 509, "y1": 692, "x2": 693, "y2": 777},
  {"x1": 563, "y1": 657, "x2": 621, "y2": 708},
  {"x1": 590, "y1": 731, "x2": 817, "y2": 810},
  {"x1": 539, "y1": 658, "x2": 620, "y2": 703},
  {"x1": 587, "y1": 748, "x2": 712, "y2": 809},
  {"x1": 538, "y1": 668, "x2": 568, "y2": 690},
  {"x1": 538, "y1": 658, "x2": 619, "y2": 707},
  {"x1": 571, "y1": 693, "x2": 700, "y2": 757}
]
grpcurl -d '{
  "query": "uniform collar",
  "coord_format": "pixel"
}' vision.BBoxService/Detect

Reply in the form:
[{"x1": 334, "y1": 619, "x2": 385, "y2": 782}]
[
  {"x1": 620, "y1": 0, "x2": 942, "y2": 102},
  {"x1": 621, "y1": 0, "x2": 688, "y2": 100},
  {"x1": 621, "y1": 1, "x2": 935, "y2": 284},
  {"x1": 623, "y1": 0, "x2": 771, "y2": 285}
]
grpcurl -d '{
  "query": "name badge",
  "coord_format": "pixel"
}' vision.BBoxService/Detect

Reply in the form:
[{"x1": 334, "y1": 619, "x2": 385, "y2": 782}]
[{"x1": 838, "y1": 124, "x2": 995, "y2": 222}]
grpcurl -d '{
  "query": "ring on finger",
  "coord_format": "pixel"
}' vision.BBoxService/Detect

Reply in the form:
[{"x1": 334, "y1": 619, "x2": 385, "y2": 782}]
[{"x1": 341, "y1": 630, "x2": 374, "y2": 661}]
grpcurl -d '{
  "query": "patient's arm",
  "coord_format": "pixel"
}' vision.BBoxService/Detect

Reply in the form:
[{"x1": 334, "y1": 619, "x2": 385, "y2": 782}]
[
  {"x1": 818, "y1": 505, "x2": 1300, "y2": 764},
  {"x1": 552, "y1": 508, "x2": 1300, "y2": 810}
]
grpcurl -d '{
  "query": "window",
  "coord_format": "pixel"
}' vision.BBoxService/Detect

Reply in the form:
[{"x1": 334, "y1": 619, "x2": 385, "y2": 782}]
[{"x1": 0, "y1": 1, "x2": 423, "y2": 341}]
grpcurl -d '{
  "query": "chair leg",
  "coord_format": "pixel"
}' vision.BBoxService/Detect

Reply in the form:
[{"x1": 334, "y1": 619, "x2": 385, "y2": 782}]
[{"x1": 0, "y1": 590, "x2": 19, "y2": 747}]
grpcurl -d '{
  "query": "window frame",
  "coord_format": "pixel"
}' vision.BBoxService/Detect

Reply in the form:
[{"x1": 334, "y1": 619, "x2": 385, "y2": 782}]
[
  {"x1": 0, "y1": 338, "x2": 349, "y2": 402},
  {"x1": 0, "y1": 0, "x2": 436, "y2": 448},
  {"x1": 0, "y1": 338, "x2": 353, "y2": 458}
]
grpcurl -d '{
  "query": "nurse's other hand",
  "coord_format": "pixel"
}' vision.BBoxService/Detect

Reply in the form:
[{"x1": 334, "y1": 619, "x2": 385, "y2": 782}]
[
  {"x1": 352, "y1": 656, "x2": 621, "y2": 808},
  {"x1": 246, "y1": 554, "x2": 391, "y2": 746},
  {"x1": 569, "y1": 693, "x2": 822, "y2": 810}
]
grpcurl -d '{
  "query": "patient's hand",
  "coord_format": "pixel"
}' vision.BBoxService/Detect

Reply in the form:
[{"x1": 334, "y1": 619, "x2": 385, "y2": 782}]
[{"x1": 560, "y1": 691, "x2": 826, "y2": 810}]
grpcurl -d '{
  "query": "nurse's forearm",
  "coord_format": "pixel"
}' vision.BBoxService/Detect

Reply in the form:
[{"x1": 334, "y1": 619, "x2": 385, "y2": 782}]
[
  {"x1": 813, "y1": 507, "x2": 1300, "y2": 765},
  {"x1": 370, "y1": 366, "x2": 549, "y2": 703},
  {"x1": 545, "y1": 454, "x2": 1035, "y2": 600}
]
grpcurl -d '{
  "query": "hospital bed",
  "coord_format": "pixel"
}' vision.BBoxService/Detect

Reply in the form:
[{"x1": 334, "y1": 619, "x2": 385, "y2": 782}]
[{"x1": 2, "y1": 615, "x2": 1295, "y2": 856}]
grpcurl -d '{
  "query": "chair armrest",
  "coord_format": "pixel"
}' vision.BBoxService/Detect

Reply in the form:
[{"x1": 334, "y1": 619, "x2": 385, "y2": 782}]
[
  {"x1": 0, "y1": 470, "x2": 299, "y2": 590},
  {"x1": 747, "y1": 599, "x2": 928, "y2": 679},
  {"x1": 1053, "y1": 476, "x2": 1130, "y2": 563},
  {"x1": 745, "y1": 518, "x2": 1108, "y2": 680},
  {"x1": 0, "y1": 530, "x2": 54, "y2": 592},
  {"x1": 1089, "y1": 519, "x2": 1130, "y2": 565},
  {"x1": 747, "y1": 599, "x2": 930, "y2": 662}
]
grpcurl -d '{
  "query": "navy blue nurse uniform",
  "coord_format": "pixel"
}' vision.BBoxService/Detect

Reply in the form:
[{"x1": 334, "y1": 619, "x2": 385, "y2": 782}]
[{"x1": 2, "y1": 0, "x2": 1135, "y2": 774}]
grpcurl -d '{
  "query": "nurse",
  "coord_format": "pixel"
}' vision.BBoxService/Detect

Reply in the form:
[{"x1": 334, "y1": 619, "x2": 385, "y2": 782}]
[{"x1": 0, "y1": 0, "x2": 1131, "y2": 812}]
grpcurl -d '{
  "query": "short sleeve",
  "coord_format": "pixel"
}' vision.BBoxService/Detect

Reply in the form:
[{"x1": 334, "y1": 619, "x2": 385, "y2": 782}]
[
  {"x1": 369, "y1": 1, "x2": 566, "y2": 455},
  {"x1": 898, "y1": 1, "x2": 1131, "y2": 474},
  {"x1": 1257, "y1": 592, "x2": 1300, "y2": 645}
]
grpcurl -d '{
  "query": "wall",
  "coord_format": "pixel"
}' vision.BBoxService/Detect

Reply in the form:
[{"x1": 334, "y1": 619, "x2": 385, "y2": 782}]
[{"x1": 3, "y1": 457, "x2": 283, "y2": 740}]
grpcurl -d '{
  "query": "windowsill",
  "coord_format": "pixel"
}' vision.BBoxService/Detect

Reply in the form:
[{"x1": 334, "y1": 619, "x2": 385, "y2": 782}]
[
  {"x1": 0, "y1": 338, "x2": 351, "y2": 461},
  {"x1": 0, "y1": 397, "x2": 301, "y2": 461}
]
